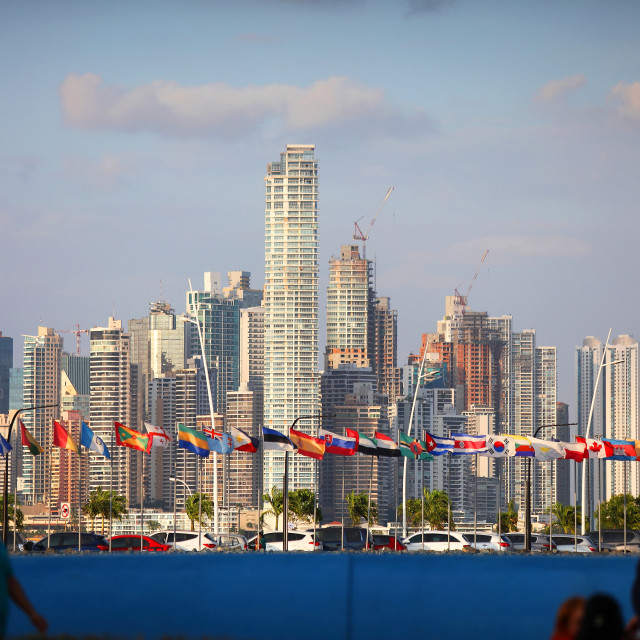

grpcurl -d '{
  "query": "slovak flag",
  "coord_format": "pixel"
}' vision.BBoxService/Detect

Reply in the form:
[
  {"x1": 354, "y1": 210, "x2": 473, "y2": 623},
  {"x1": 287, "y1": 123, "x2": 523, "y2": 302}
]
[
  {"x1": 452, "y1": 433, "x2": 487, "y2": 455},
  {"x1": 318, "y1": 428, "x2": 356, "y2": 456},
  {"x1": 424, "y1": 432, "x2": 454, "y2": 456}
]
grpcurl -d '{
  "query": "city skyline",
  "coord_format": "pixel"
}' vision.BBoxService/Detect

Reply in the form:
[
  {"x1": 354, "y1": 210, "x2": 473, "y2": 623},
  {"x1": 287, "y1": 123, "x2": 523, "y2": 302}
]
[{"x1": 2, "y1": 1, "x2": 640, "y2": 409}]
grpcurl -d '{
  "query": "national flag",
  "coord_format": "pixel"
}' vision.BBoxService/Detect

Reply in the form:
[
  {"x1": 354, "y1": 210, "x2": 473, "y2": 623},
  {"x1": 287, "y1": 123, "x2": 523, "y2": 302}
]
[
  {"x1": 506, "y1": 435, "x2": 535, "y2": 457},
  {"x1": 374, "y1": 431, "x2": 401, "y2": 457},
  {"x1": 81, "y1": 422, "x2": 110, "y2": 459},
  {"x1": 145, "y1": 422, "x2": 170, "y2": 449},
  {"x1": 177, "y1": 423, "x2": 210, "y2": 457},
  {"x1": 262, "y1": 427, "x2": 296, "y2": 452},
  {"x1": 602, "y1": 438, "x2": 636, "y2": 460},
  {"x1": 577, "y1": 436, "x2": 614, "y2": 460},
  {"x1": 290, "y1": 428, "x2": 325, "y2": 460},
  {"x1": 529, "y1": 437, "x2": 565, "y2": 461},
  {"x1": 399, "y1": 433, "x2": 433, "y2": 460},
  {"x1": 21, "y1": 421, "x2": 43, "y2": 456},
  {"x1": 115, "y1": 422, "x2": 151, "y2": 453},
  {"x1": 347, "y1": 429, "x2": 378, "y2": 456},
  {"x1": 482, "y1": 434, "x2": 509, "y2": 457},
  {"x1": 207, "y1": 432, "x2": 235, "y2": 454},
  {"x1": 318, "y1": 428, "x2": 356, "y2": 456},
  {"x1": 53, "y1": 420, "x2": 78, "y2": 453},
  {"x1": 452, "y1": 433, "x2": 487, "y2": 455},
  {"x1": 229, "y1": 425, "x2": 259, "y2": 453},
  {"x1": 424, "y1": 432, "x2": 454, "y2": 456},
  {"x1": 0, "y1": 434, "x2": 12, "y2": 456},
  {"x1": 562, "y1": 441, "x2": 587, "y2": 462}
]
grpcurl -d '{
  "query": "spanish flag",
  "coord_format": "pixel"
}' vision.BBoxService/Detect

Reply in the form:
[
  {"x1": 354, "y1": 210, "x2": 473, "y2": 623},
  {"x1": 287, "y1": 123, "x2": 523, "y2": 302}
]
[
  {"x1": 178, "y1": 423, "x2": 210, "y2": 457},
  {"x1": 21, "y1": 421, "x2": 43, "y2": 456},
  {"x1": 289, "y1": 427, "x2": 325, "y2": 460},
  {"x1": 53, "y1": 420, "x2": 78, "y2": 453},
  {"x1": 114, "y1": 422, "x2": 150, "y2": 453}
]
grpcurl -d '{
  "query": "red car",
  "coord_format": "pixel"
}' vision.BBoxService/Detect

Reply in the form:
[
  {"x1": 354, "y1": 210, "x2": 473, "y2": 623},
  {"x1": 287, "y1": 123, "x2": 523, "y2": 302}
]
[
  {"x1": 372, "y1": 534, "x2": 406, "y2": 551},
  {"x1": 107, "y1": 535, "x2": 171, "y2": 552}
]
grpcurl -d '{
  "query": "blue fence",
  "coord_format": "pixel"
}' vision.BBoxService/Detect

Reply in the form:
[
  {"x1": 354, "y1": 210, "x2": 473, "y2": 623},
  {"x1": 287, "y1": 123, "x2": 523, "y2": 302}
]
[{"x1": 7, "y1": 553, "x2": 638, "y2": 639}]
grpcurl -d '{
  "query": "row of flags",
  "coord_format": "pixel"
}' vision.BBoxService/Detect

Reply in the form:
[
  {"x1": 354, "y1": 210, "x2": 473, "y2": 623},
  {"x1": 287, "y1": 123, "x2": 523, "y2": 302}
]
[{"x1": 9, "y1": 420, "x2": 640, "y2": 466}]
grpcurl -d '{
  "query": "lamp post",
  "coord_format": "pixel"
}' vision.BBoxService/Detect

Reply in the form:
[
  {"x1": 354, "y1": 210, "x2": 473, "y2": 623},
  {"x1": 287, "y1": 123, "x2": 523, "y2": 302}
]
[
  {"x1": 169, "y1": 475, "x2": 192, "y2": 551},
  {"x1": 524, "y1": 422, "x2": 575, "y2": 552},
  {"x1": 3, "y1": 404, "x2": 59, "y2": 545},
  {"x1": 580, "y1": 341, "x2": 624, "y2": 535}
]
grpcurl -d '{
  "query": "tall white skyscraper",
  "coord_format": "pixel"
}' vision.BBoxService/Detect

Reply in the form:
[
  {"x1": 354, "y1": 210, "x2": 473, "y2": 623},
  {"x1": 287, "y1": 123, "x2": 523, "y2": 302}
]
[
  {"x1": 577, "y1": 335, "x2": 639, "y2": 510},
  {"x1": 263, "y1": 144, "x2": 319, "y2": 492}
]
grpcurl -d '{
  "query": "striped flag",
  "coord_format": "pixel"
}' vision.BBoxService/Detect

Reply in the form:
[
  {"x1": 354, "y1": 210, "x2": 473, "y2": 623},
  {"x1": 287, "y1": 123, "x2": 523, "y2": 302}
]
[
  {"x1": 374, "y1": 431, "x2": 400, "y2": 457},
  {"x1": 81, "y1": 422, "x2": 110, "y2": 459},
  {"x1": 262, "y1": 427, "x2": 296, "y2": 452},
  {"x1": 53, "y1": 420, "x2": 78, "y2": 453},
  {"x1": 424, "y1": 432, "x2": 454, "y2": 456},
  {"x1": 346, "y1": 429, "x2": 378, "y2": 456},
  {"x1": 178, "y1": 423, "x2": 210, "y2": 457},
  {"x1": 289, "y1": 428, "x2": 325, "y2": 460},
  {"x1": 452, "y1": 433, "x2": 487, "y2": 455},
  {"x1": 21, "y1": 421, "x2": 43, "y2": 456},
  {"x1": 0, "y1": 434, "x2": 12, "y2": 456}
]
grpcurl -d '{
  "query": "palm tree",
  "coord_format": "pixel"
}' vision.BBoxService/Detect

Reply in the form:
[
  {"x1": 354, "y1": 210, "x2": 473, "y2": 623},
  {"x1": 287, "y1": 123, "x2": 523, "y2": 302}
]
[
  {"x1": 0, "y1": 494, "x2": 24, "y2": 530},
  {"x1": 423, "y1": 489, "x2": 454, "y2": 531},
  {"x1": 185, "y1": 493, "x2": 214, "y2": 531},
  {"x1": 288, "y1": 489, "x2": 321, "y2": 525},
  {"x1": 498, "y1": 499, "x2": 518, "y2": 533},
  {"x1": 396, "y1": 499, "x2": 422, "y2": 528},
  {"x1": 83, "y1": 487, "x2": 128, "y2": 534},
  {"x1": 261, "y1": 486, "x2": 284, "y2": 530},
  {"x1": 146, "y1": 520, "x2": 162, "y2": 533},
  {"x1": 345, "y1": 491, "x2": 377, "y2": 526},
  {"x1": 597, "y1": 494, "x2": 640, "y2": 530},
  {"x1": 547, "y1": 503, "x2": 581, "y2": 534}
]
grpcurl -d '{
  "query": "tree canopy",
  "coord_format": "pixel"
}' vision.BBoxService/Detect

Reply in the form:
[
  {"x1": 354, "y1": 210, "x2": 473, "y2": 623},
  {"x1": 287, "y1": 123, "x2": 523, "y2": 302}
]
[
  {"x1": 185, "y1": 493, "x2": 214, "y2": 531},
  {"x1": 346, "y1": 491, "x2": 378, "y2": 526},
  {"x1": 82, "y1": 487, "x2": 127, "y2": 534}
]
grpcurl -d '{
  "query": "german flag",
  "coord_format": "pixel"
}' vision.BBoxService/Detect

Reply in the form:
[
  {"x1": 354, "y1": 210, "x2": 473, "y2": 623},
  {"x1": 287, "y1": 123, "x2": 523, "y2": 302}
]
[{"x1": 114, "y1": 422, "x2": 150, "y2": 453}]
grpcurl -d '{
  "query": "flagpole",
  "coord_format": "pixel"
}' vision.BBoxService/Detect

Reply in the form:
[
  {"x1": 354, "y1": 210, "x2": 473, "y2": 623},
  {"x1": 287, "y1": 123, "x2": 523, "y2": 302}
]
[
  {"x1": 187, "y1": 279, "x2": 219, "y2": 535},
  {"x1": 313, "y1": 419, "x2": 318, "y2": 552},
  {"x1": 447, "y1": 453, "x2": 451, "y2": 552},
  {"x1": 573, "y1": 461, "x2": 577, "y2": 553},
  {"x1": 12, "y1": 443, "x2": 17, "y2": 553},
  {"x1": 198, "y1": 455, "x2": 202, "y2": 552},
  {"x1": 78, "y1": 448, "x2": 82, "y2": 552},
  {"x1": 341, "y1": 454, "x2": 345, "y2": 552},
  {"x1": 283, "y1": 449, "x2": 289, "y2": 552},
  {"x1": 421, "y1": 456, "x2": 425, "y2": 552},
  {"x1": 109, "y1": 427, "x2": 113, "y2": 553},
  {"x1": 598, "y1": 458, "x2": 602, "y2": 552},
  {"x1": 47, "y1": 441, "x2": 52, "y2": 549},
  {"x1": 173, "y1": 436, "x2": 177, "y2": 552},
  {"x1": 474, "y1": 453, "x2": 477, "y2": 550},
  {"x1": 366, "y1": 454, "x2": 373, "y2": 551},
  {"x1": 140, "y1": 450, "x2": 144, "y2": 551},
  {"x1": 497, "y1": 459, "x2": 501, "y2": 543}
]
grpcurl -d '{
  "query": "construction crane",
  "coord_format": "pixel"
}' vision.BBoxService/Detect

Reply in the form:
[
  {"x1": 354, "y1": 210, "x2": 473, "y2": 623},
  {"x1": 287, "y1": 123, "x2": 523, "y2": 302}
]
[
  {"x1": 454, "y1": 249, "x2": 489, "y2": 314},
  {"x1": 353, "y1": 186, "x2": 394, "y2": 258},
  {"x1": 57, "y1": 324, "x2": 90, "y2": 355}
]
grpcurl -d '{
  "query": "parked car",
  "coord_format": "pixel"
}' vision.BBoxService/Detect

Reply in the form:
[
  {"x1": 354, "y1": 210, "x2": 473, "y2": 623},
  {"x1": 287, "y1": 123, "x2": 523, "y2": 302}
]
[
  {"x1": 0, "y1": 530, "x2": 27, "y2": 552},
  {"x1": 315, "y1": 527, "x2": 370, "y2": 551},
  {"x1": 109, "y1": 535, "x2": 171, "y2": 552},
  {"x1": 506, "y1": 533, "x2": 557, "y2": 552},
  {"x1": 402, "y1": 531, "x2": 471, "y2": 552},
  {"x1": 372, "y1": 534, "x2": 406, "y2": 551},
  {"x1": 208, "y1": 534, "x2": 248, "y2": 551},
  {"x1": 24, "y1": 532, "x2": 108, "y2": 552},
  {"x1": 467, "y1": 532, "x2": 512, "y2": 552},
  {"x1": 247, "y1": 530, "x2": 322, "y2": 552},
  {"x1": 551, "y1": 535, "x2": 596, "y2": 553},
  {"x1": 150, "y1": 530, "x2": 216, "y2": 551},
  {"x1": 589, "y1": 529, "x2": 640, "y2": 552}
]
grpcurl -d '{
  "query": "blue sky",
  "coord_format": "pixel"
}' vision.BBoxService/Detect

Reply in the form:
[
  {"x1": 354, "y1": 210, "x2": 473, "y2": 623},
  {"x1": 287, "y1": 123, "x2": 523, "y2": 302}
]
[{"x1": 2, "y1": 0, "x2": 640, "y2": 410}]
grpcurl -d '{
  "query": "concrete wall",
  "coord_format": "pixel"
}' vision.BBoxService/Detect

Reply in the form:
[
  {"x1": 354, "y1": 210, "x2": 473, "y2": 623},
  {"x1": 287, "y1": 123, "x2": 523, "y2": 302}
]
[{"x1": 7, "y1": 553, "x2": 638, "y2": 639}]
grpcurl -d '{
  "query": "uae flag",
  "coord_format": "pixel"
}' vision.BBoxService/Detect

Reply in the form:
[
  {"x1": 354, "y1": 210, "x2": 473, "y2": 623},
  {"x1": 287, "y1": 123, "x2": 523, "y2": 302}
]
[
  {"x1": 347, "y1": 429, "x2": 378, "y2": 456},
  {"x1": 374, "y1": 431, "x2": 400, "y2": 457},
  {"x1": 262, "y1": 427, "x2": 296, "y2": 452}
]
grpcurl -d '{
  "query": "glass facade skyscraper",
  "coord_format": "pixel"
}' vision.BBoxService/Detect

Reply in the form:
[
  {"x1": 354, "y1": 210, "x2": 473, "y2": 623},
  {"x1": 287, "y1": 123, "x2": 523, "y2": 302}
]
[
  {"x1": 0, "y1": 332, "x2": 12, "y2": 414},
  {"x1": 263, "y1": 144, "x2": 320, "y2": 492}
]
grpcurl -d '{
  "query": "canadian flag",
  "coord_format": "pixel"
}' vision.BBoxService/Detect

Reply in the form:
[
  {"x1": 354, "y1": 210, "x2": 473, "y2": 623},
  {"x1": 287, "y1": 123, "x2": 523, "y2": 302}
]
[{"x1": 577, "y1": 436, "x2": 614, "y2": 459}]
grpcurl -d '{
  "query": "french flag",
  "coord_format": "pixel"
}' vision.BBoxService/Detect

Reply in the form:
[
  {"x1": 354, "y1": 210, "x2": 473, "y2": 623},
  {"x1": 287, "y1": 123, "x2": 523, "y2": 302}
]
[
  {"x1": 451, "y1": 433, "x2": 487, "y2": 455},
  {"x1": 318, "y1": 428, "x2": 356, "y2": 456}
]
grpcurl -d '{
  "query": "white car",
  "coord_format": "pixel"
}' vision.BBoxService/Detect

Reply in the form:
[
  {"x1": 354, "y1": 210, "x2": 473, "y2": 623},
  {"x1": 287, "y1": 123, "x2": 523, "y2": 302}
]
[
  {"x1": 247, "y1": 530, "x2": 322, "y2": 552},
  {"x1": 551, "y1": 534, "x2": 596, "y2": 553},
  {"x1": 402, "y1": 531, "x2": 471, "y2": 552},
  {"x1": 150, "y1": 530, "x2": 217, "y2": 551},
  {"x1": 468, "y1": 532, "x2": 512, "y2": 552}
]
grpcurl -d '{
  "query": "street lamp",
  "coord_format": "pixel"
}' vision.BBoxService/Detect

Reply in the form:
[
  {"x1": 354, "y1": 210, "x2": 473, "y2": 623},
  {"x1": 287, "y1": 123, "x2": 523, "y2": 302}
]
[
  {"x1": 3, "y1": 404, "x2": 59, "y2": 545},
  {"x1": 169, "y1": 475, "x2": 192, "y2": 552},
  {"x1": 524, "y1": 422, "x2": 576, "y2": 552},
  {"x1": 581, "y1": 342, "x2": 624, "y2": 535}
]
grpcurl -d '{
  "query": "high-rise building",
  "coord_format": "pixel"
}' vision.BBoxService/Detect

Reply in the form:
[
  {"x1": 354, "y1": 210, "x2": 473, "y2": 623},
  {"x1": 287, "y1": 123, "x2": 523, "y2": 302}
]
[
  {"x1": 373, "y1": 297, "x2": 401, "y2": 406},
  {"x1": 89, "y1": 318, "x2": 138, "y2": 506},
  {"x1": 22, "y1": 327, "x2": 62, "y2": 505},
  {"x1": 61, "y1": 353, "x2": 90, "y2": 421},
  {"x1": 263, "y1": 144, "x2": 319, "y2": 492},
  {"x1": 9, "y1": 368, "x2": 23, "y2": 412},
  {"x1": 577, "y1": 335, "x2": 639, "y2": 511},
  {"x1": 147, "y1": 376, "x2": 176, "y2": 506},
  {"x1": 0, "y1": 331, "x2": 13, "y2": 414}
]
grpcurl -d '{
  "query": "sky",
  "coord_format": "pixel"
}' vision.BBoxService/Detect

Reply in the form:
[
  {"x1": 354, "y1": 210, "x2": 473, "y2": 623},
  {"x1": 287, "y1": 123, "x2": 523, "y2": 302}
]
[{"x1": 2, "y1": 0, "x2": 640, "y2": 414}]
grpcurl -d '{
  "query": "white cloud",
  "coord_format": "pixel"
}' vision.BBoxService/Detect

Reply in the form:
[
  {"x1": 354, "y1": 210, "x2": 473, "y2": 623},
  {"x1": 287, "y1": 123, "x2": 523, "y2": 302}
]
[
  {"x1": 609, "y1": 82, "x2": 640, "y2": 122},
  {"x1": 59, "y1": 73, "x2": 430, "y2": 139},
  {"x1": 535, "y1": 74, "x2": 587, "y2": 103}
]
